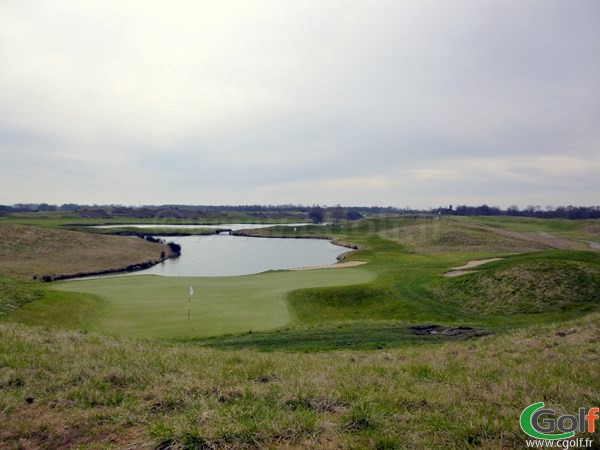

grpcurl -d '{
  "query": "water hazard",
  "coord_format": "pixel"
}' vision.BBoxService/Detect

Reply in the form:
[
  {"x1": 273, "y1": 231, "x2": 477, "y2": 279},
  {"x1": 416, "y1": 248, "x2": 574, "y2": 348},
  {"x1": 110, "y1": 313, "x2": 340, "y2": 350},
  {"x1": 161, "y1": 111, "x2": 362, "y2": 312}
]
[
  {"x1": 86, "y1": 224, "x2": 351, "y2": 278},
  {"x1": 138, "y1": 234, "x2": 350, "y2": 277}
]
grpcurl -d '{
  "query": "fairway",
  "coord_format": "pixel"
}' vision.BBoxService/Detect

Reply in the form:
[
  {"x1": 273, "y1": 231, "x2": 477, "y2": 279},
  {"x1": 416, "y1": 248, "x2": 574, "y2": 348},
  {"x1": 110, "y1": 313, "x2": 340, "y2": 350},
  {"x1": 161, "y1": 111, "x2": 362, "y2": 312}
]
[{"x1": 44, "y1": 268, "x2": 375, "y2": 339}]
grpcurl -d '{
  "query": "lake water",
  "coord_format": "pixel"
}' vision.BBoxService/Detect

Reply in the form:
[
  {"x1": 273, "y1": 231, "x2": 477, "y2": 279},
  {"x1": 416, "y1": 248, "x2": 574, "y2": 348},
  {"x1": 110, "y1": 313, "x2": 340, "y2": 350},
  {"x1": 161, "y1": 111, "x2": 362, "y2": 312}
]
[
  {"x1": 135, "y1": 234, "x2": 350, "y2": 277},
  {"x1": 81, "y1": 223, "x2": 350, "y2": 278}
]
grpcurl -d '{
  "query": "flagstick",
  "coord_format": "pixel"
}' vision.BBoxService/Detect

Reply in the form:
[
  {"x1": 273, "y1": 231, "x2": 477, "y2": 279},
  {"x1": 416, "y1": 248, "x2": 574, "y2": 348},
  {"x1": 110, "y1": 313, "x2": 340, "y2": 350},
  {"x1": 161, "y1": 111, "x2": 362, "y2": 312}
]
[{"x1": 188, "y1": 285, "x2": 194, "y2": 320}]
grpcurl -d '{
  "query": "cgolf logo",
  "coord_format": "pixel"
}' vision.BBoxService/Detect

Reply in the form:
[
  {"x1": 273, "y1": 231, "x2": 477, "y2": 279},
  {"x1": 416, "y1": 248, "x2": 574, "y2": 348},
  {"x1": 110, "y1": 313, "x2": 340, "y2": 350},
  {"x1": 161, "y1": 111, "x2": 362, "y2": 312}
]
[{"x1": 520, "y1": 402, "x2": 598, "y2": 441}]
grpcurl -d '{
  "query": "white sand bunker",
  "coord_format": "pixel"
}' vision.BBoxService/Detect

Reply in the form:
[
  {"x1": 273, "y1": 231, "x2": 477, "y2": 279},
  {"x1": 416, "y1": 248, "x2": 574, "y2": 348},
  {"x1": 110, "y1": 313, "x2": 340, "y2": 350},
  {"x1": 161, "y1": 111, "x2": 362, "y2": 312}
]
[{"x1": 443, "y1": 258, "x2": 503, "y2": 277}]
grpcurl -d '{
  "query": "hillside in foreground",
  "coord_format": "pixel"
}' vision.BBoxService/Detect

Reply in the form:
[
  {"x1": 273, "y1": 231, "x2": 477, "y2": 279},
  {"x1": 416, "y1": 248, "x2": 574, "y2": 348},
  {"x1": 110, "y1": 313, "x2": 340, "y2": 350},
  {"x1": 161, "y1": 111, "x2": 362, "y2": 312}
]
[{"x1": 1, "y1": 313, "x2": 599, "y2": 449}]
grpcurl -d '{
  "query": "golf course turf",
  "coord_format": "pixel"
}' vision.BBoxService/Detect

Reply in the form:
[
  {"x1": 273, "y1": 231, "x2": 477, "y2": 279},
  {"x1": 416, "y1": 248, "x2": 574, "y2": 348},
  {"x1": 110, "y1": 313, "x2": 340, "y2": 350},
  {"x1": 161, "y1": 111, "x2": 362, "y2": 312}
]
[
  {"x1": 44, "y1": 268, "x2": 376, "y2": 339},
  {"x1": 1, "y1": 213, "x2": 599, "y2": 448}
]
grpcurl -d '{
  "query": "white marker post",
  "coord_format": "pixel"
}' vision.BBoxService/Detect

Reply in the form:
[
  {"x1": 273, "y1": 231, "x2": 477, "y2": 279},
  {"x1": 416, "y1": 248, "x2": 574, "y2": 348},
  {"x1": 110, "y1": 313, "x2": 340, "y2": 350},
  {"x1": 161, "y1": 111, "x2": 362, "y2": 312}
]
[{"x1": 188, "y1": 285, "x2": 194, "y2": 320}]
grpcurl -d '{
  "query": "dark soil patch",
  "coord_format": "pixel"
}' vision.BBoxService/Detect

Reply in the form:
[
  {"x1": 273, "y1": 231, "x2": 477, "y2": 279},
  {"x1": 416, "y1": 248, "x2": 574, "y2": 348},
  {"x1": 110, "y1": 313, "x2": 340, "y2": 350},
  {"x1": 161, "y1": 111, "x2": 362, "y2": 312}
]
[{"x1": 407, "y1": 324, "x2": 491, "y2": 339}]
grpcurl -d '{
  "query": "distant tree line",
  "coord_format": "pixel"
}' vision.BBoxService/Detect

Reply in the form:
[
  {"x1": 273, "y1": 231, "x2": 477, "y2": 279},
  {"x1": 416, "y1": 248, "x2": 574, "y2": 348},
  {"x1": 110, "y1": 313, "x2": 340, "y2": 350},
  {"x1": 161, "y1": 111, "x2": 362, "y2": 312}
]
[
  {"x1": 432, "y1": 204, "x2": 600, "y2": 220},
  {"x1": 0, "y1": 203, "x2": 399, "y2": 214},
  {"x1": 1, "y1": 203, "x2": 599, "y2": 220}
]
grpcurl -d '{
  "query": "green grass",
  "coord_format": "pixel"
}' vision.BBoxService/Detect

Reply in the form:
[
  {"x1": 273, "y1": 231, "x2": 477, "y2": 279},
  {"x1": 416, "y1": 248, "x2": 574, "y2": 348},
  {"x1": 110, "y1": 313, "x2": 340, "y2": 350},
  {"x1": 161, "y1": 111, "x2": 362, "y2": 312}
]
[
  {"x1": 1, "y1": 214, "x2": 600, "y2": 447},
  {"x1": 4, "y1": 217, "x2": 599, "y2": 347},
  {"x1": 3, "y1": 290, "x2": 105, "y2": 330},
  {"x1": 0, "y1": 279, "x2": 45, "y2": 316},
  {"x1": 436, "y1": 253, "x2": 600, "y2": 314},
  {"x1": 1, "y1": 314, "x2": 598, "y2": 448},
  {"x1": 26, "y1": 268, "x2": 376, "y2": 339},
  {"x1": 455, "y1": 215, "x2": 589, "y2": 233},
  {"x1": 380, "y1": 220, "x2": 545, "y2": 254},
  {"x1": 196, "y1": 322, "x2": 489, "y2": 352},
  {"x1": 457, "y1": 215, "x2": 600, "y2": 242}
]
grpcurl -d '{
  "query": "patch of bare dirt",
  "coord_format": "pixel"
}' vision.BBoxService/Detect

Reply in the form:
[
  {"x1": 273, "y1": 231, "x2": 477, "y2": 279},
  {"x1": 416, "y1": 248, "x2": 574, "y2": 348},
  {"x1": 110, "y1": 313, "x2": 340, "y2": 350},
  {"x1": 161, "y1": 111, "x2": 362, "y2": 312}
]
[
  {"x1": 0, "y1": 403, "x2": 148, "y2": 450},
  {"x1": 407, "y1": 325, "x2": 491, "y2": 339}
]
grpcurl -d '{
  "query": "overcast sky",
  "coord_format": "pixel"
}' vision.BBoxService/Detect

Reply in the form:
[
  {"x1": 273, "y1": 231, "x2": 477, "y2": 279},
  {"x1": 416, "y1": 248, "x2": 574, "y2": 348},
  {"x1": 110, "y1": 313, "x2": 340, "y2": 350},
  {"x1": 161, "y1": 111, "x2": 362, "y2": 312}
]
[{"x1": 1, "y1": 1, "x2": 599, "y2": 208}]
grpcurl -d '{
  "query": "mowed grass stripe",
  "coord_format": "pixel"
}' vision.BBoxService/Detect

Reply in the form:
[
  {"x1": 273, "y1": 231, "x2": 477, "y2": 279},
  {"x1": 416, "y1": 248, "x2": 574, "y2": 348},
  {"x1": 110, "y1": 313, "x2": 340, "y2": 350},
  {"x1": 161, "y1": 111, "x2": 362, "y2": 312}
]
[{"x1": 47, "y1": 268, "x2": 375, "y2": 339}]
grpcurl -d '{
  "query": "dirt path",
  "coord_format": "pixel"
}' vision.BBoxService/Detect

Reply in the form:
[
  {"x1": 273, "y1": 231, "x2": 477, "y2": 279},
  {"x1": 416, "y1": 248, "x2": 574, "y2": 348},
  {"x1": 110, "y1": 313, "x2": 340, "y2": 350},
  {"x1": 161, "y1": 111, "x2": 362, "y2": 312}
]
[{"x1": 443, "y1": 258, "x2": 503, "y2": 277}]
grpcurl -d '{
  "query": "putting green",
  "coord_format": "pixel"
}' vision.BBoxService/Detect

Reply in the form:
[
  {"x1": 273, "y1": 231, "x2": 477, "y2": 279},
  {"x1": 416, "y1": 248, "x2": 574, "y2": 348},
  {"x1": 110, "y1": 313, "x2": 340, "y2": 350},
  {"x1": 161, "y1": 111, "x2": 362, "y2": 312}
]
[{"x1": 48, "y1": 267, "x2": 375, "y2": 339}]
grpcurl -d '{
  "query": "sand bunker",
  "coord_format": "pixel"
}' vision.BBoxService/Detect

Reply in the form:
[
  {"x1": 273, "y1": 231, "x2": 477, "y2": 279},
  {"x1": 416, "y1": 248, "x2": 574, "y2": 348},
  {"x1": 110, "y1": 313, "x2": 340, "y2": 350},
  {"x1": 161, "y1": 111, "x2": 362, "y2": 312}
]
[
  {"x1": 443, "y1": 258, "x2": 503, "y2": 277},
  {"x1": 587, "y1": 241, "x2": 600, "y2": 250}
]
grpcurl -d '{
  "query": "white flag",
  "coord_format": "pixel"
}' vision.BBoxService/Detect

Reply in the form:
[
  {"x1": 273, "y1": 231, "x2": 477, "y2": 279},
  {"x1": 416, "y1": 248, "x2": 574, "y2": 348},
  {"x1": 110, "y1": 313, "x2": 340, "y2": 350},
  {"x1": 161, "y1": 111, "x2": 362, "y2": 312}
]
[{"x1": 189, "y1": 286, "x2": 194, "y2": 296}]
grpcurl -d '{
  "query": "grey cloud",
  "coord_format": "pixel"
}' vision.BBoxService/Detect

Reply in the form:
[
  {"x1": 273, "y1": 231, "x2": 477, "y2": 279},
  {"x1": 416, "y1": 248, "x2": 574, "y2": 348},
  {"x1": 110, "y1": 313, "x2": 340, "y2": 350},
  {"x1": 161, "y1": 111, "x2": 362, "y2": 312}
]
[{"x1": 0, "y1": 0, "x2": 598, "y2": 207}]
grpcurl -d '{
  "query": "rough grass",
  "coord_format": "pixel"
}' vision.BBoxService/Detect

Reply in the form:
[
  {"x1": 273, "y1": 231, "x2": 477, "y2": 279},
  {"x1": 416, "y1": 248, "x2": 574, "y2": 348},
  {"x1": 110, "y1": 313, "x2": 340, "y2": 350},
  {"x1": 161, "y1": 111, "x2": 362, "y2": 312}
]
[
  {"x1": 0, "y1": 280, "x2": 45, "y2": 316},
  {"x1": 0, "y1": 210, "x2": 306, "y2": 228},
  {"x1": 584, "y1": 223, "x2": 600, "y2": 238},
  {"x1": 0, "y1": 223, "x2": 171, "y2": 280},
  {"x1": 436, "y1": 257, "x2": 600, "y2": 314},
  {"x1": 0, "y1": 314, "x2": 598, "y2": 449},
  {"x1": 196, "y1": 322, "x2": 490, "y2": 352},
  {"x1": 457, "y1": 216, "x2": 592, "y2": 233},
  {"x1": 380, "y1": 220, "x2": 546, "y2": 254},
  {"x1": 459, "y1": 216, "x2": 600, "y2": 246}
]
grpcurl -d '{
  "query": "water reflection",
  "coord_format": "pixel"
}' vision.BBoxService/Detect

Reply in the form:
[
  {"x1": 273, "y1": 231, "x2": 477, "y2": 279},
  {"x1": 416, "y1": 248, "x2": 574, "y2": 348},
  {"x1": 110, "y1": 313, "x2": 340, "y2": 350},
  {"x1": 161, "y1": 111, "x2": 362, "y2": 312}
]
[{"x1": 132, "y1": 234, "x2": 349, "y2": 277}]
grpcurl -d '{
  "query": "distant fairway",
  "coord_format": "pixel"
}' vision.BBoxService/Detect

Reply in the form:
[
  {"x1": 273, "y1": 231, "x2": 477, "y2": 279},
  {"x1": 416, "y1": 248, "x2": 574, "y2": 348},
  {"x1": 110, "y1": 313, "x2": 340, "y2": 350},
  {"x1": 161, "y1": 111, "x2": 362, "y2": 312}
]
[{"x1": 35, "y1": 268, "x2": 376, "y2": 339}]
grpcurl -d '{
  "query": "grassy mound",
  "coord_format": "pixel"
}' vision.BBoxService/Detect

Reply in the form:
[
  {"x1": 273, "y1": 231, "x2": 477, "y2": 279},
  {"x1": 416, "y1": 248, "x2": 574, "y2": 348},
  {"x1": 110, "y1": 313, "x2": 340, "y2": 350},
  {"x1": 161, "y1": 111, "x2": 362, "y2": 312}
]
[
  {"x1": 288, "y1": 285, "x2": 396, "y2": 324},
  {"x1": 0, "y1": 280, "x2": 44, "y2": 316},
  {"x1": 438, "y1": 259, "x2": 600, "y2": 314},
  {"x1": 0, "y1": 223, "x2": 171, "y2": 280},
  {"x1": 381, "y1": 221, "x2": 544, "y2": 254},
  {"x1": 1, "y1": 314, "x2": 599, "y2": 449}
]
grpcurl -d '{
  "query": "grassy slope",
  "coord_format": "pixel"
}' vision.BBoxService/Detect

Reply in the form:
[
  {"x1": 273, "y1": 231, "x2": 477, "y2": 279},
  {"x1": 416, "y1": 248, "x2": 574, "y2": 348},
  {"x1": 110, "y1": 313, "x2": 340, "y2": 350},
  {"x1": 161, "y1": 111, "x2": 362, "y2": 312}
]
[
  {"x1": 1, "y1": 314, "x2": 598, "y2": 449},
  {"x1": 0, "y1": 210, "x2": 307, "y2": 228},
  {"x1": 436, "y1": 252, "x2": 600, "y2": 314},
  {"x1": 0, "y1": 223, "x2": 171, "y2": 280},
  {"x1": 0, "y1": 279, "x2": 45, "y2": 316},
  {"x1": 379, "y1": 220, "x2": 547, "y2": 254},
  {"x1": 459, "y1": 215, "x2": 600, "y2": 242},
  {"x1": 457, "y1": 215, "x2": 591, "y2": 233}
]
